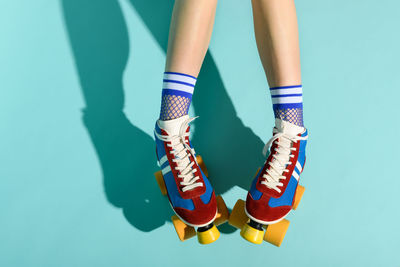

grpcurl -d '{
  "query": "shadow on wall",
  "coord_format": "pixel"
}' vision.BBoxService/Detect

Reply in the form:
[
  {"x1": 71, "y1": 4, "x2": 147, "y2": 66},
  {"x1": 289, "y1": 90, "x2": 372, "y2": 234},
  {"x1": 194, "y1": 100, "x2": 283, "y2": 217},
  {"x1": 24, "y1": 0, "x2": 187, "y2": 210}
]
[{"x1": 61, "y1": 0, "x2": 264, "y2": 234}]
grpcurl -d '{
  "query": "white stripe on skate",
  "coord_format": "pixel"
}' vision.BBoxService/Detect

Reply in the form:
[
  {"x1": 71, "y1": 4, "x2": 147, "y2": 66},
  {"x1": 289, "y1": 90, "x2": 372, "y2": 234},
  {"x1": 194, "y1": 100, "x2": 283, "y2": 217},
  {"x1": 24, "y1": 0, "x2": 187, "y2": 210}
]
[
  {"x1": 296, "y1": 161, "x2": 303, "y2": 173},
  {"x1": 162, "y1": 165, "x2": 171, "y2": 175},
  {"x1": 293, "y1": 169, "x2": 300, "y2": 181},
  {"x1": 159, "y1": 155, "x2": 168, "y2": 166}
]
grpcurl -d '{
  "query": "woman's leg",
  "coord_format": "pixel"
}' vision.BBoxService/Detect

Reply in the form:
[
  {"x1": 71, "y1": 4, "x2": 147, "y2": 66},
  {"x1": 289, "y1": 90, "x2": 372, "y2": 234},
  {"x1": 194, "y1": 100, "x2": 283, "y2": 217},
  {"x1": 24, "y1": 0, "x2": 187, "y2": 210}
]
[
  {"x1": 154, "y1": 1, "x2": 225, "y2": 244},
  {"x1": 166, "y1": 0, "x2": 217, "y2": 76},
  {"x1": 160, "y1": 0, "x2": 217, "y2": 121},
  {"x1": 236, "y1": 0, "x2": 308, "y2": 245},
  {"x1": 252, "y1": 0, "x2": 303, "y2": 126}
]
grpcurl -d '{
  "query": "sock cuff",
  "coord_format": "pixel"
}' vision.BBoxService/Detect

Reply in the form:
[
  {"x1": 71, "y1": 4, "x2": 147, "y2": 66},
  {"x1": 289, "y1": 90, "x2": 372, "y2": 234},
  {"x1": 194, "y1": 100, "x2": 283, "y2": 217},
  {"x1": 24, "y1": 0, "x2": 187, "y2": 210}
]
[
  {"x1": 270, "y1": 85, "x2": 304, "y2": 126},
  {"x1": 162, "y1": 72, "x2": 196, "y2": 98},
  {"x1": 270, "y1": 84, "x2": 303, "y2": 108}
]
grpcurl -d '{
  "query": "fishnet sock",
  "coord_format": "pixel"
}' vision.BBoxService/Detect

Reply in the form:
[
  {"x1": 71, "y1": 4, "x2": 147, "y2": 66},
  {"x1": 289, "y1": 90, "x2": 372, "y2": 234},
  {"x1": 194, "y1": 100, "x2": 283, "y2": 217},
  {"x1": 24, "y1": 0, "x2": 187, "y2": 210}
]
[
  {"x1": 160, "y1": 95, "x2": 191, "y2": 120},
  {"x1": 274, "y1": 108, "x2": 303, "y2": 127}
]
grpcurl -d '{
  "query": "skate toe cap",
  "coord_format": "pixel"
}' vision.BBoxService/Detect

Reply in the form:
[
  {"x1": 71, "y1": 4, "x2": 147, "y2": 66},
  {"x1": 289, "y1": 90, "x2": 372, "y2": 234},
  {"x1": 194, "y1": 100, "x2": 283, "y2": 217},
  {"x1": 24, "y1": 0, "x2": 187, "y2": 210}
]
[
  {"x1": 174, "y1": 194, "x2": 217, "y2": 226},
  {"x1": 246, "y1": 193, "x2": 291, "y2": 224}
]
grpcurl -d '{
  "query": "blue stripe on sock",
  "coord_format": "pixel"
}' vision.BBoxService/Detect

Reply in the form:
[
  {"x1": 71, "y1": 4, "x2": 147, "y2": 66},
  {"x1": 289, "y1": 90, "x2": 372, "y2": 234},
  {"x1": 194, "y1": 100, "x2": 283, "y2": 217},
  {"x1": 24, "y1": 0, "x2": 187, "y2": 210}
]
[
  {"x1": 162, "y1": 89, "x2": 193, "y2": 99},
  {"x1": 271, "y1": 94, "x2": 303, "y2": 98},
  {"x1": 164, "y1": 72, "x2": 197, "y2": 80},
  {"x1": 270, "y1": 85, "x2": 302, "y2": 90},
  {"x1": 163, "y1": 79, "x2": 195, "y2": 87},
  {"x1": 273, "y1": 103, "x2": 303, "y2": 109}
]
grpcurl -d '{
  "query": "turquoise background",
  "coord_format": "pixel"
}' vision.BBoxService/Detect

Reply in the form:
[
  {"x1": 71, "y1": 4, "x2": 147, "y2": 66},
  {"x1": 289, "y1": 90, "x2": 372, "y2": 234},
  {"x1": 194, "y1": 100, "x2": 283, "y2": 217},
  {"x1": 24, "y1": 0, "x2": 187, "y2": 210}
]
[{"x1": 1, "y1": 0, "x2": 400, "y2": 266}]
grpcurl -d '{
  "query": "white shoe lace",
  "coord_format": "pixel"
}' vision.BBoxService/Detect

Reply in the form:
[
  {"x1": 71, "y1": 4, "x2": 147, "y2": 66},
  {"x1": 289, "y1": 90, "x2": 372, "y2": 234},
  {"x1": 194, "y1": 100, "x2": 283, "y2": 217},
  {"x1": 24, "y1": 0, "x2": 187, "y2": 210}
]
[
  {"x1": 155, "y1": 117, "x2": 203, "y2": 192},
  {"x1": 260, "y1": 128, "x2": 308, "y2": 193}
]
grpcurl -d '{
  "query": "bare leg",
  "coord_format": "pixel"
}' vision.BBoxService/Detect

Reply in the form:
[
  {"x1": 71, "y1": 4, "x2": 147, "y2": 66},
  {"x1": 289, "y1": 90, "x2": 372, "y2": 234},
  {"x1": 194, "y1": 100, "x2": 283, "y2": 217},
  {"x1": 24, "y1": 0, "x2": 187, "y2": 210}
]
[
  {"x1": 251, "y1": 0, "x2": 301, "y2": 87},
  {"x1": 165, "y1": 0, "x2": 218, "y2": 77}
]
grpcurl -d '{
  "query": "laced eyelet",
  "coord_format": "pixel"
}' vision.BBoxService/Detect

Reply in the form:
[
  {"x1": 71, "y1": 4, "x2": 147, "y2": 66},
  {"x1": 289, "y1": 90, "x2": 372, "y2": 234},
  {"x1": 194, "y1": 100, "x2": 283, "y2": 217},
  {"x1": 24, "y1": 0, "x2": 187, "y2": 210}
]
[{"x1": 259, "y1": 129, "x2": 308, "y2": 193}]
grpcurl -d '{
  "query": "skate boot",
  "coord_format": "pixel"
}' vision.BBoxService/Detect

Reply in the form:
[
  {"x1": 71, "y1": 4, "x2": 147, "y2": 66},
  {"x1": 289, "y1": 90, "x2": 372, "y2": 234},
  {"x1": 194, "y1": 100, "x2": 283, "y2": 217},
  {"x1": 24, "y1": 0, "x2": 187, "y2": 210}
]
[
  {"x1": 229, "y1": 119, "x2": 308, "y2": 246},
  {"x1": 153, "y1": 115, "x2": 229, "y2": 244}
]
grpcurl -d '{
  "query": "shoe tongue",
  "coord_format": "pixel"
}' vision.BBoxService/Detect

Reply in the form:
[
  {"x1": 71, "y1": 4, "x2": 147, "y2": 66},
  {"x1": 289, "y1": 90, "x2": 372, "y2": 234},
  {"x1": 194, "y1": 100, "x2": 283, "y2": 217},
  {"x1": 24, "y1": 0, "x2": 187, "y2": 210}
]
[
  {"x1": 274, "y1": 119, "x2": 304, "y2": 136},
  {"x1": 157, "y1": 115, "x2": 189, "y2": 136}
]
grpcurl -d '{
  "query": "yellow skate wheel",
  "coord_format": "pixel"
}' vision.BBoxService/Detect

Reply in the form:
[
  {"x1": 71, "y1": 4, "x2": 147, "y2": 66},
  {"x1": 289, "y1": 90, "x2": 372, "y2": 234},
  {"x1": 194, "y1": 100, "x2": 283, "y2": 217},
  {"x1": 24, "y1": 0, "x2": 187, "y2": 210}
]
[
  {"x1": 214, "y1": 195, "x2": 229, "y2": 226},
  {"x1": 171, "y1": 215, "x2": 196, "y2": 241},
  {"x1": 292, "y1": 185, "x2": 305, "y2": 210},
  {"x1": 240, "y1": 223, "x2": 264, "y2": 244},
  {"x1": 154, "y1": 170, "x2": 167, "y2": 196},
  {"x1": 197, "y1": 224, "x2": 220, "y2": 245},
  {"x1": 264, "y1": 219, "x2": 290, "y2": 247},
  {"x1": 196, "y1": 155, "x2": 209, "y2": 177},
  {"x1": 228, "y1": 199, "x2": 248, "y2": 229}
]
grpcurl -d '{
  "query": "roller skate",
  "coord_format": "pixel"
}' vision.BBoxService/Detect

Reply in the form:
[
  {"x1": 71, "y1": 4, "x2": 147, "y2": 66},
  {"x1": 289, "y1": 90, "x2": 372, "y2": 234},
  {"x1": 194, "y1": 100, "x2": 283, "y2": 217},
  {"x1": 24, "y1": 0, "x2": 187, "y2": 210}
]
[
  {"x1": 153, "y1": 115, "x2": 229, "y2": 244},
  {"x1": 229, "y1": 119, "x2": 308, "y2": 246}
]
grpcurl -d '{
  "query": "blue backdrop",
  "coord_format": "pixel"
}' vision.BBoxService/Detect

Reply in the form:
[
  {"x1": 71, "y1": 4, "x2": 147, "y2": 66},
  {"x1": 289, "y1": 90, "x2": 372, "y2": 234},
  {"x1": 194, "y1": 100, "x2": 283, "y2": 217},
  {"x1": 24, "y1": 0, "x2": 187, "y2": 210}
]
[{"x1": 1, "y1": 0, "x2": 399, "y2": 266}]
